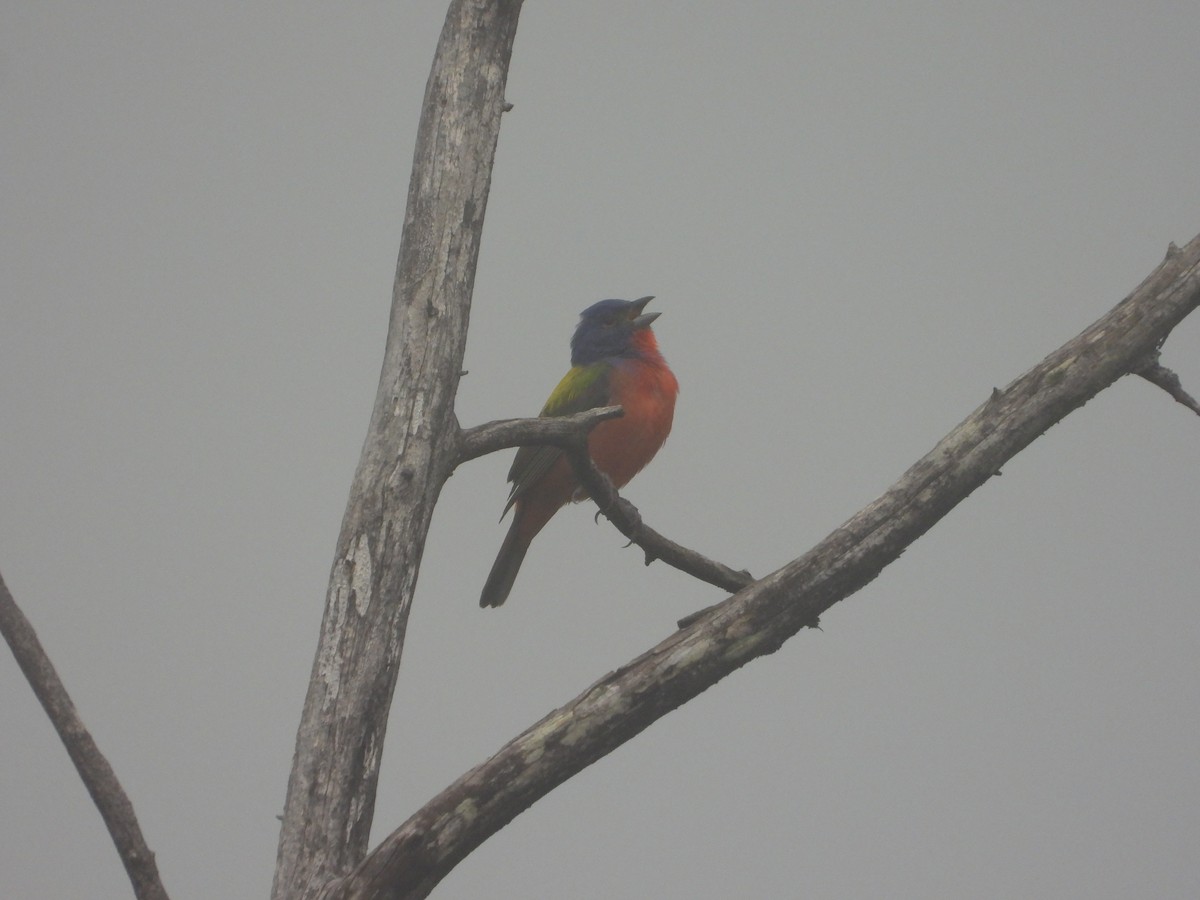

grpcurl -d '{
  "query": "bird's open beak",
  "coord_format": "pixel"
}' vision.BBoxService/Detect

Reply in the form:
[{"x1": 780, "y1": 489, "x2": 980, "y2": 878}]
[{"x1": 629, "y1": 295, "x2": 660, "y2": 329}]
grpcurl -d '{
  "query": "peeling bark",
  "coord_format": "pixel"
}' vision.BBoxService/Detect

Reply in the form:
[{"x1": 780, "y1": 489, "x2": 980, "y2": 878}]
[{"x1": 271, "y1": 4, "x2": 524, "y2": 898}]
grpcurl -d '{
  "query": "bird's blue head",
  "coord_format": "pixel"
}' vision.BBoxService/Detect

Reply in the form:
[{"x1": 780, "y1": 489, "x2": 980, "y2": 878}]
[{"x1": 570, "y1": 296, "x2": 661, "y2": 366}]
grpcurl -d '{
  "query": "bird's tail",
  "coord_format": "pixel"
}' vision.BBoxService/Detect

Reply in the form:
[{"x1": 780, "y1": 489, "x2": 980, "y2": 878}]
[{"x1": 480, "y1": 518, "x2": 530, "y2": 608}]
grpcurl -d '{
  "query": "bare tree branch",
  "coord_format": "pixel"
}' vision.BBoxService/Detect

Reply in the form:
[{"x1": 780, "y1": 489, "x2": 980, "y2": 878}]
[
  {"x1": 454, "y1": 406, "x2": 625, "y2": 463},
  {"x1": 455, "y1": 410, "x2": 755, "y2": 595},
  {"x1": 561, "y1": 443, "x2": 756, "y2": 594},
  {"x1": 271, "y1": 3, "x2": 524, "y2": 898},
  {"x1": 331, "y1": 233, "x2": 1200, "y2": 899},
  {"x1": 0, "y1": 571, "x2": 170, "y2": 900},
  {"x1": 1137, "y1": 356, "x2": 1200, "y2": 416}
]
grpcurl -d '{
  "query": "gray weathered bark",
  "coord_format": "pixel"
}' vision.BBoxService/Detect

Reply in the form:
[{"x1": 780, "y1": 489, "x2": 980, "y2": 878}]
[
  {"x1": 0, "y1": 573, "x2": 171, "y2": 900},
  {"x1": 271, "y1": 3, "x2": 524, "y2": 898}
]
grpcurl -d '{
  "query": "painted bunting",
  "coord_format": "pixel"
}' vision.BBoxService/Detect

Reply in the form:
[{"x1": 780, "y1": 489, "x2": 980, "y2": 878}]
[{"x1": 480, "y1": 296, "x2": 679, "y2": 608}]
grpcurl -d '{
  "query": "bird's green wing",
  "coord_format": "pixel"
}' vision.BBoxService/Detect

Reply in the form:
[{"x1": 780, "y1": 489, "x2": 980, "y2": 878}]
[{"x1": 502, "y1": 363, "x2": 611, "y2": 515}]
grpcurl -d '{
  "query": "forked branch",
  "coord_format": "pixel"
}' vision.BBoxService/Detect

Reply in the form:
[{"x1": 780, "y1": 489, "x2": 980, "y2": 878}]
[{"x1": 324, "y1": 233, "x2": 1200, "y2": 898}]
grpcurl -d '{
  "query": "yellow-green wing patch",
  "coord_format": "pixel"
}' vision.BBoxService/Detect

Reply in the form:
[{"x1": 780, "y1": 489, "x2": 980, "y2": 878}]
[{"x1": 502, "y1": 364, "x2": 611, "y2": 515}]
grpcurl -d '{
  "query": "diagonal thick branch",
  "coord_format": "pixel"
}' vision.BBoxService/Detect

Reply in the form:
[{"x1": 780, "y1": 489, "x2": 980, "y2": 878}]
[
  {"x1": 0, "y1": 572, "x2": 170, "y2": 900},
  {"x1": 327, "y1": 233, "x2": 1200, "y2": 899}
]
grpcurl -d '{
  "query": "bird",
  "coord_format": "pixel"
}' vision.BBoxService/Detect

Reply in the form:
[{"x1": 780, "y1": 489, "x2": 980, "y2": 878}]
[{"x1": 480, "y1": 295, "x2": 679, "y2": 608}]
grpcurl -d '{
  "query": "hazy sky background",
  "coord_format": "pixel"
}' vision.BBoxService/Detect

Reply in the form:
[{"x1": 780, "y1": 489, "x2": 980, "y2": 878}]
[{"x1": 3, "y1": 3, "x2": 1199, "y2": 898}]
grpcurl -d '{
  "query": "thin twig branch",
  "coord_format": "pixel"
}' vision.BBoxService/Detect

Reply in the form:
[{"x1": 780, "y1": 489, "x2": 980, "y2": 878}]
[
  {"x1": 454, "y1": 406, "x2": 624, "y2": 463},
  {"x1": 455, "y1": 409, "x2": 755, "y2": 595},
  {"x1": 328, "y1": 232, "x2": 1200, "y2": 899},
  {"x1": 0, "y1": 571, "x2": 170, "y2": 900},
  {"x1": 561, "y1": 444, "x2": 755, "y2": 594},
  {"x1": 1137, "y1": 355, "x2": 1200, "y2": 416}
]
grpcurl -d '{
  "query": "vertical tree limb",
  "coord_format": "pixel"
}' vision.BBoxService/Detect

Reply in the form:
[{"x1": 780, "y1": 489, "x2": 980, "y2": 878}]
[
  {"x1": 271, "y1": 3, "x2": 524, "y2": 898},
  {"x1": 0, "y1": 572, "x2": 170, "y2": 900}
]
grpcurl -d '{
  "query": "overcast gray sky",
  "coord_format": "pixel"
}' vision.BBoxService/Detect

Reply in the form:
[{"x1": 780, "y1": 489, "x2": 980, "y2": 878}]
[{"x1": 4, "y1": 3, "x2": 1199, "y2": 898}]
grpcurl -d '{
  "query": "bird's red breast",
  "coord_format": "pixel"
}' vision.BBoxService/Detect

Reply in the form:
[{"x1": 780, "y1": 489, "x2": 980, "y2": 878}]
[
  {"x1": 587, "y1": 331, "x2": 677, "y2": 489},
  {"x1": 511, "y1": 331, "x2": 677, "y2": 543}
]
